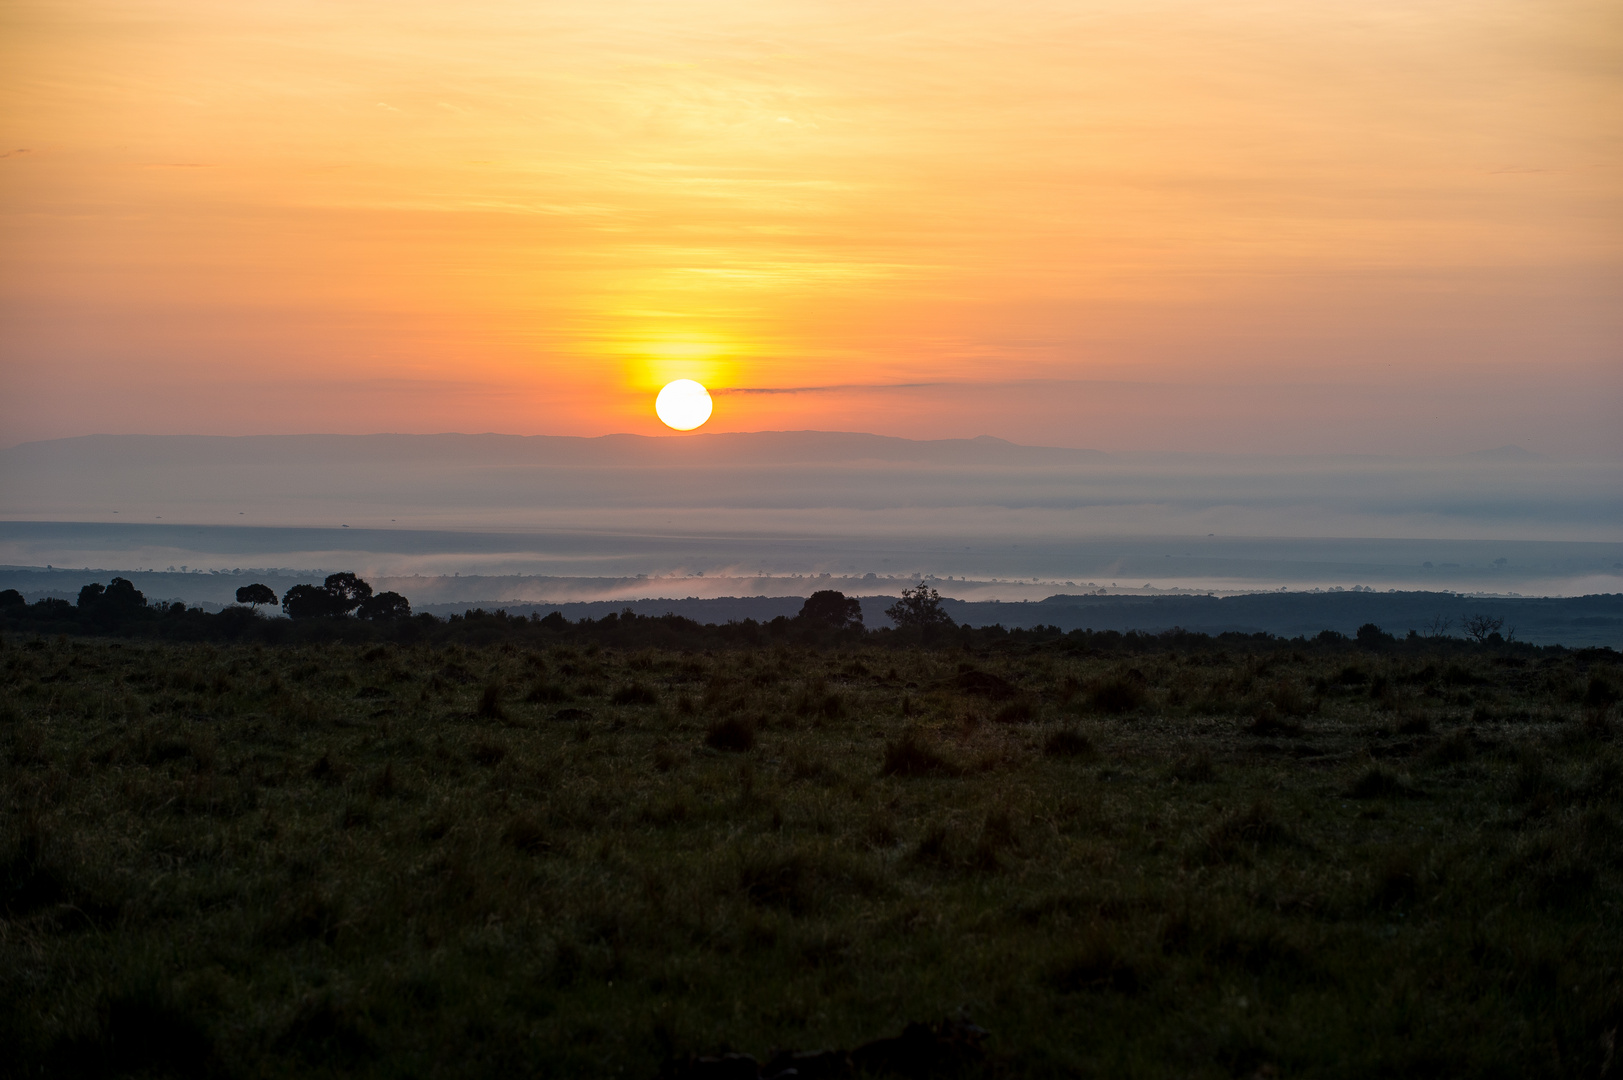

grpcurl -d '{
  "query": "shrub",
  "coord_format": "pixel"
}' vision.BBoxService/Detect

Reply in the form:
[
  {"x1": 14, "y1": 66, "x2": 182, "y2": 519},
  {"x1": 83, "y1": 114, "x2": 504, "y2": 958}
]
[
  {"x1": 992, "y1": 700, "x2": 1034, "y2": 724},
  {"x1": 1046, "y1": 933, "x2": 1142, "y2": 994},
  {"x1": 884, "y1": 584, "x2": 955, "y2": 629},
  {"x1": 737, "y1": 846, "x2": 875, "y2": 914},
  {"x1": 1266, "y1": 678, "x2": 1313, "y2": 717},
  {"x1": 955, "y1": 670, "x2": 1017, "y2": 700},
  {"x1": 1170, "y1": 752, "x2": 1215, "y2": 783},
  {"x1": 1200, "y1": 800, "x2": 1291, "y2": 864},
  {"x1": 502, "y1": 814, "x2": 550, "y2": 854},
  {"x1": 1356, "y1": 623, "x2": 1395, "y2": 649},
  {"x1": 738, "y1": 849, "x2": 814, "y2": 910},
  {"x1": 1246, "y1": 704, "x2": 1303, "y2": 737},
  {"x1": 611, "y1": 683, "x2": 658, "y2": 706},
  {"x1": 705, "y1": 715, "x2": 757, "y2": 752},
  {"x1": 1085, "y1": 670, "x2": 1149, "y2": 715},
  {"x1": 1585, "y1": 675, "x2": 1621, "y2": 709}
]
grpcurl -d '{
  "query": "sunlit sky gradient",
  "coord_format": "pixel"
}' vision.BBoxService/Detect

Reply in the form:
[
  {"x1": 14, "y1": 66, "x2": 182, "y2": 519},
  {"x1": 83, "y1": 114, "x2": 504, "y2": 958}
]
[{"x1": 3, "y1": 0, "x2": 1620, "y2": 453}]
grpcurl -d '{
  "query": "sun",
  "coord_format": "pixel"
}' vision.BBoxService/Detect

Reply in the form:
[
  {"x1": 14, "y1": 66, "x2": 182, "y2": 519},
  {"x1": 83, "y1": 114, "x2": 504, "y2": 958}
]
[{"x1": 654, "y1": 379, "x2": 713, "y2": 431}]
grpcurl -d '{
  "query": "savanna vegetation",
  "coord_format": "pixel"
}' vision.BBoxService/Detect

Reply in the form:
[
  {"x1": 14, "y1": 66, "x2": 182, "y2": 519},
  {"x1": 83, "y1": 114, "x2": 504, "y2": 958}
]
[{"x1": 3, "y1": 583, "x2": 1623, "y2": 1077}]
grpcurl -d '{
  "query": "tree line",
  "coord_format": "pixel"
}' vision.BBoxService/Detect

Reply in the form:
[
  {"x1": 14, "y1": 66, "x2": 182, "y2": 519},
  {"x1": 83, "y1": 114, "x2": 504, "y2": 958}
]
[
  {"x1": 1, "y1": 579, "x2": 1589, "y2": 661},
  {"x1": 0, "y1": 572, "x2": 411, "y2": 624}
]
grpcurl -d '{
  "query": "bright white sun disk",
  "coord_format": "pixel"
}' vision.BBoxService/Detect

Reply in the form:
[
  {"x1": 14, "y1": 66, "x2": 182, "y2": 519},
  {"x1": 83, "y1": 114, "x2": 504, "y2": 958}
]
[{"x1": 654, "y1": 379, "x2": 713, "y2": 430}]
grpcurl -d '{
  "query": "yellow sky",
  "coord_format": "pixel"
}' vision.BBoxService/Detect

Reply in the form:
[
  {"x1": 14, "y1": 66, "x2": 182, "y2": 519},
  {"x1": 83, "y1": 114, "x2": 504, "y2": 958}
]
[{"x1": 2, "y1": 0, "x2": 1619, "y2": 451}]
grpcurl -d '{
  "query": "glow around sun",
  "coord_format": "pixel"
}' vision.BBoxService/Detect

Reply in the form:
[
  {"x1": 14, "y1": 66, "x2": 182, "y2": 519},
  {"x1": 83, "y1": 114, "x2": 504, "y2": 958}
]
[{"x1": 654, "y1": 379, "x2": 713, "y2": 431}]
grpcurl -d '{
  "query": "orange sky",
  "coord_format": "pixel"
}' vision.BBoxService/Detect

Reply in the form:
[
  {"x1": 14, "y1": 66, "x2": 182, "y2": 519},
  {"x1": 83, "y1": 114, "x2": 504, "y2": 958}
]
[{"x1": 2, "y1": 0, "x2": 1619, "y2": 453}]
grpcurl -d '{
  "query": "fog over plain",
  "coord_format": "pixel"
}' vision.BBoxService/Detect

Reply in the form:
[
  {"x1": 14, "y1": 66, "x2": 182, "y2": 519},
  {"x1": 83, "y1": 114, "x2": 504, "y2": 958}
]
[{"x1": 2, "y1": 433, "x2": 1618, "y2": 599}]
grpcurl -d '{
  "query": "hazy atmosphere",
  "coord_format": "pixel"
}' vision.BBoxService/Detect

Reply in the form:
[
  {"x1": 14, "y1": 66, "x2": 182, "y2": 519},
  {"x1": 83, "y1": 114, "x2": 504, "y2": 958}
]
[{"x1": 4, "y1": 2, "x2": 1622, "y2": 1076}]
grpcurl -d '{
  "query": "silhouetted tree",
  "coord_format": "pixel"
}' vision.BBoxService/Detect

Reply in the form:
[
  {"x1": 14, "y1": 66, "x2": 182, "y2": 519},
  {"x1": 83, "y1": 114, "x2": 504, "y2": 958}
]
[
  {"x1": 0, "y1": 589, "x2": 23, "y2": 609},
  {"x1": 236, "y1": 583, "x2": 278, "y2": 609},
  {"x1": 1462, "y1": 613, "x2": 1504, "y2": 644},
  {"x1": 798, "y1": 589, "x2": 863, "y2": 630},
  {"x1": 103, "y1": 578, "x2": 145, "y2": 610},
  {"x1": 281, "y1": 584, "x2": 328, "y2": 619},
  {"x1": 885, "y1": 583, "x2": 955, "y2": 629},
  {"x1": 77, "y1": 578, "x2": 146, "y2": 618},
  {"x1": 1356, "y1": 623, "x2": 1394, "y2": 649},
  {"x1": 322, "y1": 572, "x2": 373, "y2": 611},
  {"x1": 357, "y1": 591, "x2": 411, "y2": 621},
  {"x1": 282, "y1": 572, "x2": 379, "y2": 619}
]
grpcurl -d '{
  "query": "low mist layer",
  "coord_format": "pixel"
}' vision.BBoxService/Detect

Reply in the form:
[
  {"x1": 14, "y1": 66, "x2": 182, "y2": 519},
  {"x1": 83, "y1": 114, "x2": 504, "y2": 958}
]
[{"x1": 2, "y1": 432, "x2": 1619, "y2": 598}]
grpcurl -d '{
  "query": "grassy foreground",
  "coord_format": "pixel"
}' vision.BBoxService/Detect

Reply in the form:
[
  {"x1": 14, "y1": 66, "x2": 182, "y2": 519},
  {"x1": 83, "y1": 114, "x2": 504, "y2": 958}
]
[{"x1": 3, "y1": 631, "x2": 1622, "y2": 1078}]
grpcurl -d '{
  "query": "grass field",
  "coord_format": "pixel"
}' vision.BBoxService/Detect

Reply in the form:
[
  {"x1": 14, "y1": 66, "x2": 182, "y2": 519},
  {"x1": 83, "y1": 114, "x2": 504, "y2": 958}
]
[{"x1": 3, "y1": 629, "x2": 1621, "y2": 1077}]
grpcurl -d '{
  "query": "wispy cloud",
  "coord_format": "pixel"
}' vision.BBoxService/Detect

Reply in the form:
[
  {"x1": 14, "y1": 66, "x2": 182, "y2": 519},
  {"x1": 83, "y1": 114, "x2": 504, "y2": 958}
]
[{"x1": 714, "y1": 382, "x2": 946, "y2": 395}]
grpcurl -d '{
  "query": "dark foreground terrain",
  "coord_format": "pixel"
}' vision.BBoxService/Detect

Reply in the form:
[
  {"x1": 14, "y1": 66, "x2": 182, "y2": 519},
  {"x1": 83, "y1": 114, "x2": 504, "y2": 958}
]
[{"x1": 4, "y1": 625, "x2": 1622, "y2": 1077}]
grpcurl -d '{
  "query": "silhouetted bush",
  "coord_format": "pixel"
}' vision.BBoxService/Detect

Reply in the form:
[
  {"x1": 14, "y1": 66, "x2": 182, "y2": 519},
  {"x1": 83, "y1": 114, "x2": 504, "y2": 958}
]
[
  {"x1": 1356, "y1": 623, "x2": 1395, "y2": 649},
  {"x1": 885, "y1": 584, "x2": 954, "y2": 629},
  {"x1": 705, "y1": 716, "x2": 757, "y2": 752},
  {"x1": 1463, "y1": 613, "x2": 1506, "y2": 644},
  {"x1": 1086, "y1": 670, "x2": 1149, "y2": 714},
  {"x1": 476, "y1": 683, "x2": 506, "y2": 719},
  {"x1": 1043, "y1": 728, "x2": 1095, "y2": 758},
  {"x1": 880, "y1": 727, "x2": 961, "y2": 777},
  {"x1": 798, "y1": 589, "x2": 864, "y2": 630}
]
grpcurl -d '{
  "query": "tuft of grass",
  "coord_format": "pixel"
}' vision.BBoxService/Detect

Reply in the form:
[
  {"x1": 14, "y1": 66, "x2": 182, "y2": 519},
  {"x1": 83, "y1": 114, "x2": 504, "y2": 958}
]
[
  {"x1": 469, "y1": 740, "x2": 507, "y2": 767},
  {"x1": 1246, "y1": 702, "x2": 1303, "y2": 737},
  {"x1": 502, "y1": 813, "x2": 551, "y2": 854},
  {"x1": 611, "y1": 682, "x2": 657, "y2": 706},
  {"x1": 525, "y1": 680, "x2": 571, "y2": 703},
  {"x1": 880, "y1": 726, "x2": 962, "y2": 777},
  {"x1": 1169, "y1": 752, "x2": 1215, "y2": 783},
  {"x1": 1348, "y1": 764, "x2": 1424, "y2": 799},
  {"x1": 1042, "y1": 728, "x2": 1095, "y2": 758},
  {"x1": 992, "y1": 700, "x2": 1035, "y2": 724},
  {"x1": 1422, "y1": 730, "x2": 1477, "y2": 769},
  {"x1": 1199, "y1": 800, "x2": 1292, "y2": 864},
  {"x1": 476, "y1": 682, "x2": 506, "y2": 719}
]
